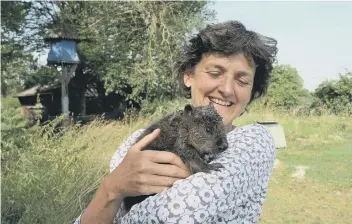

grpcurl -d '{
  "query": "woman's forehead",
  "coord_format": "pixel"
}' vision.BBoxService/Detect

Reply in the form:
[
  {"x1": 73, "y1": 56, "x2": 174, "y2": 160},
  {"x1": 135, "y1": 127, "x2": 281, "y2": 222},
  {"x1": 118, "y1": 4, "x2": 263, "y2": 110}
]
[{"x1": 198, "y1": 53, "x2": 256, "y2": 73}]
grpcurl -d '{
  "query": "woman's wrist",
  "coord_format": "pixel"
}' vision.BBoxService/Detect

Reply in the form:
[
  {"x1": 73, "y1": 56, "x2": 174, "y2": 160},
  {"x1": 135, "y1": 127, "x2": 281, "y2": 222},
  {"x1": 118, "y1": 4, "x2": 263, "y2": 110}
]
[{"x1": 102, "y1": 174, "x2": 124, "y2": 203}]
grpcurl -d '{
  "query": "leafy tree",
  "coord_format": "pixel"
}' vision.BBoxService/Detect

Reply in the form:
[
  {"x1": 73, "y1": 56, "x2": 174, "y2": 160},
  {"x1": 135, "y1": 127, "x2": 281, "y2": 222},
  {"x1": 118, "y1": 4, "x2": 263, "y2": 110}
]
[
  {"x1": 312, "y1": 70, "x2": 352, "y2": 115},
  {"x1": 1, "y1": 1, "x2": 33, "y2": 96},
  {"x1": 1, "y1": 1, "x2": 214, "y2": 114},
  {"x1": 58, "y1": 1, "x2": 214, "y2": 103},
  {"x1": 263, "y1": 64, "x2": 310, "y2": 110}
]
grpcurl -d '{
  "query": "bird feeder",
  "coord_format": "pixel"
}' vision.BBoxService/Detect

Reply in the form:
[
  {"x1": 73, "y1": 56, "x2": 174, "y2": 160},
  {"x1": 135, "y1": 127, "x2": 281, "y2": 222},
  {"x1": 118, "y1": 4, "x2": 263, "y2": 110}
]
[
  {"x1": 44, "y1": 23, "x2": 82, "y2": 128},
  {"x1": 45, "y1": 23, "x2": 81, "y2": 65}
]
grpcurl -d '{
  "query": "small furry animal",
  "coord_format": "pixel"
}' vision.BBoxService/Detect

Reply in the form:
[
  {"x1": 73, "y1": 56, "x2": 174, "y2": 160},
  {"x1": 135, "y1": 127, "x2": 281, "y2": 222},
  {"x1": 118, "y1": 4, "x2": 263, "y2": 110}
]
[{"x1": 123, "y1": 103, "x2": 229, "y2": 211}]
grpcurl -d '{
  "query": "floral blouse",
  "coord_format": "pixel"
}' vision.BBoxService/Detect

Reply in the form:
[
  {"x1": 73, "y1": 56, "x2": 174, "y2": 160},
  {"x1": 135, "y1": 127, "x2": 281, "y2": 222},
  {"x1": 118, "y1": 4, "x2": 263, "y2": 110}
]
[{"x1": 74, "y1": 123, "x2": 276, "y2": 224}]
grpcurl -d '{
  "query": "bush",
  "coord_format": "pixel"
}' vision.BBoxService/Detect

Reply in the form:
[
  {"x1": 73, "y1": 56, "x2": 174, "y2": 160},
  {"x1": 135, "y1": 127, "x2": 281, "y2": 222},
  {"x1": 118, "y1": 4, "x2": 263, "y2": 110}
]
[
  {"x1": 138, "y1": 97, "x2": 191, "y2": 119},
  {"x1": 312, "y1": 71, "x2": 352, "y2": 115}
]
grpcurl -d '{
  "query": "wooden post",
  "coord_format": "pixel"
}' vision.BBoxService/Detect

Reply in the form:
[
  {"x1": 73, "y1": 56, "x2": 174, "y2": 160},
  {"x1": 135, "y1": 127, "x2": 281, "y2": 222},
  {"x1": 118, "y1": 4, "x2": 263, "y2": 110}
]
[{"x1": 60, "y1": 64, "x2": 77, "y2": 128}]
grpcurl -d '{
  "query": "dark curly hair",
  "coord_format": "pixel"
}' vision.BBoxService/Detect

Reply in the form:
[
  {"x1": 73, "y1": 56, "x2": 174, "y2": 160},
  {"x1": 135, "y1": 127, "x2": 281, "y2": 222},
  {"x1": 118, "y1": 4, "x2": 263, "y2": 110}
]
[{"x1": 173, "y1": 20, "x2": 278, "y2": 104}]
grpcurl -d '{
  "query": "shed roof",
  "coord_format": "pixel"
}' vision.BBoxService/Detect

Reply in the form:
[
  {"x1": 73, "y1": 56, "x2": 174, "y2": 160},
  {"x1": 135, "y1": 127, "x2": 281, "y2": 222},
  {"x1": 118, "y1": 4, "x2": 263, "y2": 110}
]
[
  {"x1": 44, "y1": 23, "x2": 81, "y2": 41},
  {"x1": 14, "y1": 83, "x2": 60, "y2": 97}
]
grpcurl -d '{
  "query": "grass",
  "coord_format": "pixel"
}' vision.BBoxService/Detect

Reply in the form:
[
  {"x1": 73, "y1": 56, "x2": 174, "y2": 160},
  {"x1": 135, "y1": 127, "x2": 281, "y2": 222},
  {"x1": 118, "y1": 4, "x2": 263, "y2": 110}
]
[
  {"x1": 1, "y1": 97, "x2": 352, "y2": 223},
  {"x1": 256, "y1": 118, "x2": 352, "y2": 224}
]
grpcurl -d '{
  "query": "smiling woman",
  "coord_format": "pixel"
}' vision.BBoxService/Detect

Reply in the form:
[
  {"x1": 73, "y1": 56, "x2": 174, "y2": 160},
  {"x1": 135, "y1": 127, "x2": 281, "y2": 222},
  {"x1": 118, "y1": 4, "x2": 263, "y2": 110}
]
[
  {"x1": 183, "y1": 53, "x2": 255, "y2": 132},
  {"x1": 75, "y1": 20, "x2": 278, "y2": 224}
]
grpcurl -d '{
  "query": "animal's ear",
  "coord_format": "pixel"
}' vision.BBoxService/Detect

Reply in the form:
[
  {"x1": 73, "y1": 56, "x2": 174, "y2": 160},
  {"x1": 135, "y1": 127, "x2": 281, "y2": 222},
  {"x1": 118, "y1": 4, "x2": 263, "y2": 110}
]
[
  {"x1": 169, "y1": 114, "x2": 181, "y2": 127},
  {"x1": 184, "y1": 104, "x2": 193, "y2": 116}
]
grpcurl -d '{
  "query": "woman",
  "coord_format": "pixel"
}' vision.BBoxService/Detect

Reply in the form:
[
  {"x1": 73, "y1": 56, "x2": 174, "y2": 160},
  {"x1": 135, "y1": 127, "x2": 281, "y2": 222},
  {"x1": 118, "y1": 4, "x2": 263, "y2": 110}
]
[{"x1": 75, "y1": 20, "x2": 278, "y2": 224}]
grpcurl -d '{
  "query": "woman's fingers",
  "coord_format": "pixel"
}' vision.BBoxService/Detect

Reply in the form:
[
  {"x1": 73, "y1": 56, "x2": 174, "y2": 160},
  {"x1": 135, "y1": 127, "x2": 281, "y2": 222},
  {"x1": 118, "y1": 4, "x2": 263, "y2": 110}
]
[
  {"x1": 136, "y1": 174, "x2": 181, "y2": 193},
  {"x1": 133, "y1": 129, "x2": 161, "y2": 151},
  {"x1": 144, "y1": 162, "x2": 190, "y2": 179},
  {"x1": 143, "y1": 150, "x2": 189, "y2": 171}
]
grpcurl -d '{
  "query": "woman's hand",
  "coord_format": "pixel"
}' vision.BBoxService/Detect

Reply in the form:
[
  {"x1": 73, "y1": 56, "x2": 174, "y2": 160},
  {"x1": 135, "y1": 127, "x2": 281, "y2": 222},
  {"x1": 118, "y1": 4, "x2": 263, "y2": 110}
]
[{"x1": 104, "y1": 128, "x2": 191, "y2": 199}]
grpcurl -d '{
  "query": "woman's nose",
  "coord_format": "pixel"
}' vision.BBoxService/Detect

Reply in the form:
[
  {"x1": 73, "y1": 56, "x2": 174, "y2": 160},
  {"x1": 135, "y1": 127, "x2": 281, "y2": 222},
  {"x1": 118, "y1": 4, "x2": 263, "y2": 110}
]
[{"x1": 218, "y1": 76, "x2": 235, "y2": 97}]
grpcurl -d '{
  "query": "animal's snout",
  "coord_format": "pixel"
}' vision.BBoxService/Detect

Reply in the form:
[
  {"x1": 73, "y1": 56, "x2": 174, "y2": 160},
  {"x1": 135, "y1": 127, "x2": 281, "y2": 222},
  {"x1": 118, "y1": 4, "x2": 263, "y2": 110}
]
[{"x1": 217, "y1": 137, "x2": 228, "y2": 151}]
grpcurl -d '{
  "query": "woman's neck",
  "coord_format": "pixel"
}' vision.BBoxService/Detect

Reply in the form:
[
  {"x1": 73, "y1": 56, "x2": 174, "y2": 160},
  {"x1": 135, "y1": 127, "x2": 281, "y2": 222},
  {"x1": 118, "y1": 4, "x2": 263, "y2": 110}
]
[{"x1": 225, "y1": 124, "x2": 236, "y2": 133}]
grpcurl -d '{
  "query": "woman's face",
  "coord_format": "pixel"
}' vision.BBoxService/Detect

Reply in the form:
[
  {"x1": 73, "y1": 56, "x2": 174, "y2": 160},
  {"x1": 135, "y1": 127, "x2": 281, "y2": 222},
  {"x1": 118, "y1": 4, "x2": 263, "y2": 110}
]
[{"x1": 184, "y1": 53, "x2": 255, "y2": 132}]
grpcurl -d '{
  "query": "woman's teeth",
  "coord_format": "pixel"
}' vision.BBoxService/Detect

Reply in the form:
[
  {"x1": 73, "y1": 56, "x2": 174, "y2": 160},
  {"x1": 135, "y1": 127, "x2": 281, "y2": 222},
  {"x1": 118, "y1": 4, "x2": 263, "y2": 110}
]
[{"x1": 209, "y1": 97, "x2": 232, "y2": 106}]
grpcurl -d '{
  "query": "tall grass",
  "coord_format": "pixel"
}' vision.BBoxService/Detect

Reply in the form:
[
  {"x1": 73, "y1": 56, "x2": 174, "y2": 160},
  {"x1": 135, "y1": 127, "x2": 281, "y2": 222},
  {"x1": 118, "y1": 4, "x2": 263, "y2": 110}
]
[{"x1": 1, "y1": 97, "x2": 351, "y2": 223}]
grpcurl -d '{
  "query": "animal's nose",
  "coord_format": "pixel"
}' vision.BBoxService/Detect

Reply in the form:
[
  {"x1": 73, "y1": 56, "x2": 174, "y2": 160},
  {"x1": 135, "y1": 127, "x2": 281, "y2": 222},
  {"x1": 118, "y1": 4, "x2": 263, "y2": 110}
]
[{"x1": 217, "y1": 138, "x2": 228, "y2": 151}]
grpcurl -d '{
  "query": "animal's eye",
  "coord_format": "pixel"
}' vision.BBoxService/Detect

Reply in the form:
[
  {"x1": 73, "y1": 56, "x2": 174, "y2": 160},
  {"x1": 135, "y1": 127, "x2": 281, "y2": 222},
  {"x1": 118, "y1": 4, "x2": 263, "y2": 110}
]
[{"x1": 206, "y1": 127, "x2": 211, "y2": 133}]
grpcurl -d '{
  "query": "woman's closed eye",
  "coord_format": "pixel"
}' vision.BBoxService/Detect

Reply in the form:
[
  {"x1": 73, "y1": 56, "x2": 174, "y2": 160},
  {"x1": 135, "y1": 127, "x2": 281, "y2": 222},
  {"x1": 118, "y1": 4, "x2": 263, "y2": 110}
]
[
  {"x1": 237, "y1": 79, "x2": 249, "y2": 86},
  {"x1": 207, "y1": 71, "x2": 221, "y2": 77}
]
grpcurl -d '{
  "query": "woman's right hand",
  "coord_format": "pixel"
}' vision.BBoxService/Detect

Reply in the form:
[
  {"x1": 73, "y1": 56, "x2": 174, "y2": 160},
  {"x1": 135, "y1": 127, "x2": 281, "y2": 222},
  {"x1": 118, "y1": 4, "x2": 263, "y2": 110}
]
[{"x1": 104, "y1": 128, "x2": 191, "y2": 200}]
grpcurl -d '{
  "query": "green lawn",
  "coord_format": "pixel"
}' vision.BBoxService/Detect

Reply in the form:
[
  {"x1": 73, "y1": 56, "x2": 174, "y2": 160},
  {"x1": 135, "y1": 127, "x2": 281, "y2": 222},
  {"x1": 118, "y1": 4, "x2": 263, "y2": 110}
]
[{"x1": 259, "y1": 137, "x2": 352, "y2": 224}]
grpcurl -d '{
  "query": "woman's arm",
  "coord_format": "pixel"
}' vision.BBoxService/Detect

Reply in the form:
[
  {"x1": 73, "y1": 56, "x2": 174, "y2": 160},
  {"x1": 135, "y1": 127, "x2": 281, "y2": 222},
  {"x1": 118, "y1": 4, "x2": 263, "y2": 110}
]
[
  {"x1": 75, "y1": 129, "x2": 190, "y2": 224},
  {"x1": 119, "y1": 124, "x2": 276, "y2": 223}
]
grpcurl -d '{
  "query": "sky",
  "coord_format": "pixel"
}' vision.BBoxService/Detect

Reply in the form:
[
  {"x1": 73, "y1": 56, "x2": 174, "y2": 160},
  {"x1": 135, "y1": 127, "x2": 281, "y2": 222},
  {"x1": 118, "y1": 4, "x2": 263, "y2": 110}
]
[{"x1": 210, "y1": 1, "x2": 352, "y2": 91}]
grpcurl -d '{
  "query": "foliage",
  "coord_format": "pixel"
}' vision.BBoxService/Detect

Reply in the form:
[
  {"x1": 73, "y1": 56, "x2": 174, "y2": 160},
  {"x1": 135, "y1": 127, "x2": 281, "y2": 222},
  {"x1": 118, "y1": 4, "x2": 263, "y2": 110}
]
[
  {"x1": 1, "y1": 1, "x2": 214, "y2": 106},
  {"x1": 312, "y1": 70, "x2": 352, "y2": 115},
  {"x1": 138, "y1": 97, "x2": 191, "y2": 118},
  {"x1": 63, "y1": 1, "x2": 214, "y2": 103},
  {"x1": 1, "y1": 1, "x2": 35, "y2": 96},
  {"x1": 1, "y1": 97, "x2": 30, "y2": 180},
  {"x1": 262, "y1": 64, "x2": 310, "y2": 110},
  {"x1": 22, "y1": 66, "x2": 59, "y2": 89}
]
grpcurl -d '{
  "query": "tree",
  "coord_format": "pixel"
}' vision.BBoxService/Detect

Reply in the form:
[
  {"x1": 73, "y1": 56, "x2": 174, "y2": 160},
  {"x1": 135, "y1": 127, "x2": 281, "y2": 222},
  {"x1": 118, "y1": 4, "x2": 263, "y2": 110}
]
[
  {"x1": 263, "y1": 64, "x2": 310, "y2": 110},
  {"x1": 1, "y1": 1, "x2": 214, "y2": 113},
  {"x1": 64, "y1": 1, "x2": 214, "y2": 103},
  {"x1": 1, "y1": 1, "x2": 33, "y2": 96},
  {"x1": 313, "y1": 70, "x2": 352, "y2": 115}
]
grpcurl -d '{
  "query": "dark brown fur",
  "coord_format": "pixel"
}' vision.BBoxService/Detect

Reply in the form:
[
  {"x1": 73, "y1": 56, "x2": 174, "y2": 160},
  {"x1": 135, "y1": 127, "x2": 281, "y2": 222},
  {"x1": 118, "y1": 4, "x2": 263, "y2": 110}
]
[{"x1": 123, "y1": 103, "x2": 228, "y2": 211}]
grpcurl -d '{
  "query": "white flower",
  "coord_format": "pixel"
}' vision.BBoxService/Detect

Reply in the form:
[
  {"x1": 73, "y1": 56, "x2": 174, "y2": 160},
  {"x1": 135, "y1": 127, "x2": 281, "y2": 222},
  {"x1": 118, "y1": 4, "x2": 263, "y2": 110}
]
[
  {"x1": 179, "y1": 215, "x2": 195, "y2": 224},
  {"x1": 167, "y1": 200, "x2": 186, "y2": 216},
  {"x1": 237, "y1": 142, "x2": 247, "y2": 150},
  {"x1": 224, "y1": 208, "x2": 238, "y2": 221},
  {"x1": 185, "y1": 194, "x2": 201, "y2": 209},
  {"x1": 178, "y1": 182, "x2": 193, "y2": 194},
  {"x1": 214, "y1": 216, "x2": 227, "y2": 224},
  {"x1": 217, "y1": 168, "x2": 231, "y2": 178},
  {"x1": 194, "y1": 209, "x2": 209, "y2": 223},
  {"x1": 147, "y1": 198, "x2": 156, "y2": 213},
  {"x1": 191, "y1": 176, "x2": 206, "y2": 189},
  {"x1": 130, "y1": 209, "x2": 139, "y2": 223},
  {"x1": 206, "y1": 203, "x2": 217, "y2": 215},
  {"x1": 221, "y1": 179, "x2": 233, "y2": 193},
  {"x1": 157, "y1": 206, "x2": 170, "y2": 220},
  {"x1": 226, "y1": 193, "x2": 235, "y2": 206},
  {"x1": 213, "y1": 186, "x2": 224, "y2": 198},
  {"x1": 169, "y1": 187, "x2": 180, "y2": 198},
  {"x1": 137, "y1": 207, "x2": 147, "y2": 222},
  {"x1": 217, "y1": 199, "x2": 228, "y2": 212},
  {"x1": 199, "y1": 188, "x2": 214, "y2": 203},
  {"x1": 203, "y1": 174, "x2": 217, "y2": 184},
  {"x1": 241, "y1": 152, "x2": 250, "y2": 162},
  {"x1": 155, "y1": 194, "x2": 166, "y2": 206},
  {"x1": 147, "y1": 216, "x2": 159, "y2": 224}
]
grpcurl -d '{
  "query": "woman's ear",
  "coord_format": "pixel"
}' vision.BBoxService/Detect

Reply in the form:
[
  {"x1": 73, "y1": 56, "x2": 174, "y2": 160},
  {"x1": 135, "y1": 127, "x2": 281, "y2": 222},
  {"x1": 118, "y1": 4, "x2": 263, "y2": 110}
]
[{"x1": 183, "y1": 72, "x2": 192, "y2": 88}]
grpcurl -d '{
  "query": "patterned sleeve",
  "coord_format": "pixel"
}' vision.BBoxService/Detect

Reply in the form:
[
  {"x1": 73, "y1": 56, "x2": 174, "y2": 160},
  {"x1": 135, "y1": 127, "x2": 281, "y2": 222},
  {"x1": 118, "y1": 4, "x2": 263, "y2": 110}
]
[{"x1": 118, "y1": 124, "x2": 276, "y2": 223}]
